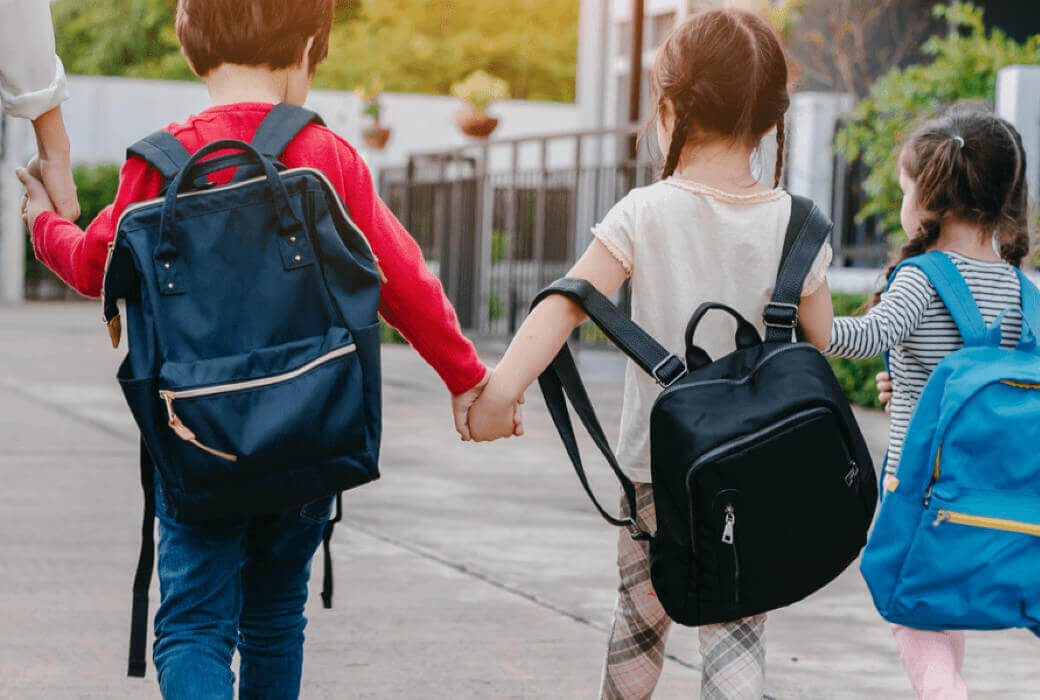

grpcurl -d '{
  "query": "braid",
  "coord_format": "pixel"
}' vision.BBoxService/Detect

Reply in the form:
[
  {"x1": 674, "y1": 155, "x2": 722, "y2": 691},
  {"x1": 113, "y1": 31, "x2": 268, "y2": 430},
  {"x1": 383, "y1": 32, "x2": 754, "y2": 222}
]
[
  {"x1": 774, "y1": 120, "x2": 785, "y2": 187},
  {"x1": 871, "y1": 217, "x2": 943, "y2": 307},
  {"x1": 661, "y1": 101, "x2": 694, "y2": 179}
]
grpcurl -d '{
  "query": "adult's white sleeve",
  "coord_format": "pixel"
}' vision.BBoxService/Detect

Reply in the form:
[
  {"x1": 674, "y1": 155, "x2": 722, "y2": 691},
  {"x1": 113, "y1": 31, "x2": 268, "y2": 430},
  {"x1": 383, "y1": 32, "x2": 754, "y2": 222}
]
[{"x1": 0, "y1": 0, "x2": 69, "y2": 120}]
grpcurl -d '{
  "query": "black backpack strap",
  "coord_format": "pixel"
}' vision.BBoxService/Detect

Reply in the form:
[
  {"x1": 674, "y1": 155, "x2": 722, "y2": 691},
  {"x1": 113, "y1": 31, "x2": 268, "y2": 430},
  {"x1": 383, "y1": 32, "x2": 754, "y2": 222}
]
[
  {"x1": 763, "y1": 195, "x2": 834, "y2": 343},
  {"x1": 320, "y1": 492, "x2": 342, "y2": 608},
  {"x1": 531, "y1": 278, "x2": 684, "y2": 538},
  {"x1": 531, "y1": 279, "x2": 686, "y2": 387},
  {"x1": 126, "y1": 131, "x2": 192, "y2": 186},
  {"x1": 127, "y1": 440, "x2": 156, "y2": 678}
]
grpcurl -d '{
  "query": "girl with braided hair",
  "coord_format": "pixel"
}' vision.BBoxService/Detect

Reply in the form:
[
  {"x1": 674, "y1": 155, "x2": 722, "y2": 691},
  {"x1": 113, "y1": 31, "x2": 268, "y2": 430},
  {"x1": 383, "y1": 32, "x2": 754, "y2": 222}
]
[
  {"x1": 826, "y1": 106, "x2": 1031, "y2": 699},
  {"x1": 468, "y1": 8, "x2": 835, "y2": 698}
]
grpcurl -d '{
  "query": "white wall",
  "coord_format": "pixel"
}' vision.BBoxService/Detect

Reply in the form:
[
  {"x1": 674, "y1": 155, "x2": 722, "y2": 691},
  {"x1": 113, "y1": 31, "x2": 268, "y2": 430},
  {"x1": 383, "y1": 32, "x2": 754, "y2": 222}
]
[
  {"x1": 996, "y1": 65, "x2": 1040, "y2": 206},
  {"x1": 786, "y1": 91, "x2": 855, "y2": 219},
  {"x1": 58, "y1": 75, "x2": 577, "y2": 169}
]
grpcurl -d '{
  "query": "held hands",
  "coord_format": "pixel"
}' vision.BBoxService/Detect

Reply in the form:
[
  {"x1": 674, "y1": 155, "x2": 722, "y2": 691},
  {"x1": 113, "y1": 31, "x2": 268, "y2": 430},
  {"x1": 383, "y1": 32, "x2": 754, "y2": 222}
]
[
  {"x1": 451, "y1": 370, "x2": 524, "y2": 442},
  {"x1": 450, "y1": 368, "x2": 525, "y2": 442},
  {"x1": 16, "y1": 166, "x2": 56, "y2": 235}
]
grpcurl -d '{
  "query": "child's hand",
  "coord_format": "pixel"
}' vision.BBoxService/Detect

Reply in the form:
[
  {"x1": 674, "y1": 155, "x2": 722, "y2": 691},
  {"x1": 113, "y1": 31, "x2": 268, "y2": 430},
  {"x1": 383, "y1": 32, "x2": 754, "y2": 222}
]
[
  {"x1": 16, "y1": 167, "x2": 56, "y2": 234},
  {"x1": 876, "y1": 371, "x2": 893, "y2": 414},
  {"x1": 468, "y1": 378, "x2": 524, "y2": 442},
  {"x1": 451, "y1": 371, "x2": 491, "y2": 441}
]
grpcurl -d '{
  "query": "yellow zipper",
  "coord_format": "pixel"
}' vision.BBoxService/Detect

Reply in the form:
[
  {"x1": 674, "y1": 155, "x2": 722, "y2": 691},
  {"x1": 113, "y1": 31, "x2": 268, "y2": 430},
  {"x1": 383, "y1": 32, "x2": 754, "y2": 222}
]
[
  {"x1": 933, "y1": 510, "x2": 1040, "y2": 537},
  {"x1": 1002, "y1": 380, "x2": 1040, "y2": 390}
]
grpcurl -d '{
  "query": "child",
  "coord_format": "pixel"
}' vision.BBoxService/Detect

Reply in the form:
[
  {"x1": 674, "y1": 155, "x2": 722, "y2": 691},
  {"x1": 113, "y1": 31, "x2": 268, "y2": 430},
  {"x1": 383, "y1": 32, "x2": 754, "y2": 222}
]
[
  {"x1": 469, "y1": 9, "x2": 834, "y2": 698},
  {"x1": 825, "y1": 108, "x2": 1030, "y2": 699},
  {"x1": 17, "y1": 0, "x2": 505, "y2": 696}
]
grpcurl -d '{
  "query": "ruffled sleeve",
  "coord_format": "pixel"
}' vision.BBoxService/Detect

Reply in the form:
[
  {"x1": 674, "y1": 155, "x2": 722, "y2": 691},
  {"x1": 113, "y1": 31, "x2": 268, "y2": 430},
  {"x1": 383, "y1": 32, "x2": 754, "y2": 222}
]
[{"x1": 801, "y1": 241, "x2": 833, "y2": 296}]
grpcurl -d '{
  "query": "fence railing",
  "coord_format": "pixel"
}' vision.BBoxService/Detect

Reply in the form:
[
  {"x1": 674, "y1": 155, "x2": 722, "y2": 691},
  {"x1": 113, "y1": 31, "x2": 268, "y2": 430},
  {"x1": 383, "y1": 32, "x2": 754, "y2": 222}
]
[
  {"x1": 378, "y1": 126, "x2": 655, "y2": 335},
  {"x1": 376, "y1": 125, "x2": 889, "y2": 335}
]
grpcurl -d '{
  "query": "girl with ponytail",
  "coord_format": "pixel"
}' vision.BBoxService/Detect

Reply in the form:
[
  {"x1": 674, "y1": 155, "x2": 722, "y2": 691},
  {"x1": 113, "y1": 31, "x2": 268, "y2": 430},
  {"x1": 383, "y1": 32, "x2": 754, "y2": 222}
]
[
  {"x1": 468, "y1": 8, "x2": 835, "y2": 697},
  {"x1": 826, "y1": 107, "x2": 1031, "y2": 699}
]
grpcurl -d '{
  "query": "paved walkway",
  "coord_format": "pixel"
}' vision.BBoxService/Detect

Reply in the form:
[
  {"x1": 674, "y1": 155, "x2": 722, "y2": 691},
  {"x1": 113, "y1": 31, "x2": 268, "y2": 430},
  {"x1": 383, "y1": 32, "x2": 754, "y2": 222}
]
[{"x1": 0, "y1": 303, "x2": 1036, "y2": 699}]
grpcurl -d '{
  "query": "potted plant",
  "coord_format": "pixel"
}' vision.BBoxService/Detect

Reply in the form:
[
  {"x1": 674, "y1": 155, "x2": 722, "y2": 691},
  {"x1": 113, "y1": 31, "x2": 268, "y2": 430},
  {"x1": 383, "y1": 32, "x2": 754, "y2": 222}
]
[
  {"x1": 356, "y1": 77, "x2": 391, "y2": 150},
  {"x1": 451, "y1": 70, "x2": 509, "y2": 139}
]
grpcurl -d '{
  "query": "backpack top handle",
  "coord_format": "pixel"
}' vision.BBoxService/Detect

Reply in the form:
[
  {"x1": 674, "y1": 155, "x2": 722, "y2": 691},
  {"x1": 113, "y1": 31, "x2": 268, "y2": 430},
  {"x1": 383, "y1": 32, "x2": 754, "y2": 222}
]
[{"x1": 154, "y1": 139, "x2": 305, "y2": 294}]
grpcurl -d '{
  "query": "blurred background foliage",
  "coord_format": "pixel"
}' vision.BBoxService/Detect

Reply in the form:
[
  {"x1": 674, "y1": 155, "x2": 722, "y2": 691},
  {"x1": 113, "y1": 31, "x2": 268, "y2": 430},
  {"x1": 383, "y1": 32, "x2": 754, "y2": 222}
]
[
  {"x1": 52, "y1": 0, "x2": 578, "y2": 102},
  {"x1": 836, "y1": 2, "x2": 1040, "y2": 243}
]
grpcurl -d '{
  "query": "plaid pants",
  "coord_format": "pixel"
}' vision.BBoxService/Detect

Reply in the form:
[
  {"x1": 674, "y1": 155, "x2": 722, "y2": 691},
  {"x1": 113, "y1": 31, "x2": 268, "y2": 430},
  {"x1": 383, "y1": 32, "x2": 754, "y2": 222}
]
[{"x1": 600, "y1": 484, "x2": 767, "y2": 700}]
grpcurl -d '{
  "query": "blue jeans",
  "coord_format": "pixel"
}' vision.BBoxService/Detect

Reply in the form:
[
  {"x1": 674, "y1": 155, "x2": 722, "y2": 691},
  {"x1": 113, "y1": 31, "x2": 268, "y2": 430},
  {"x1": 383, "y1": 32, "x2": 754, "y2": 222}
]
[{"x1": 153, "y1": 484, "x2": 333, "y2": 700}]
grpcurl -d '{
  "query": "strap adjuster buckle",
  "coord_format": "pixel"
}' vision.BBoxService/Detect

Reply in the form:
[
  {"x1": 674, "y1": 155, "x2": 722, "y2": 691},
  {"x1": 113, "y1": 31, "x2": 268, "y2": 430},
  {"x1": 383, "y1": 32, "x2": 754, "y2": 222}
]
[
  {"x1": 763, "y1": 302, "x2": 800, "y2": 329},
  {"x1": 652, "y1": 356, "x2": 685, "y2": 388}
]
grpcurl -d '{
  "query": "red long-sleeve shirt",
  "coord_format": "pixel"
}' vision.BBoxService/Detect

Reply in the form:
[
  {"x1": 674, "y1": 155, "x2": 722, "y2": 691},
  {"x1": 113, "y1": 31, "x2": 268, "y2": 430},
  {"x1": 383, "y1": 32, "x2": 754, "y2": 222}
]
[{"x1": 32, "y1": 102, "x2": 486, "y2": 395}]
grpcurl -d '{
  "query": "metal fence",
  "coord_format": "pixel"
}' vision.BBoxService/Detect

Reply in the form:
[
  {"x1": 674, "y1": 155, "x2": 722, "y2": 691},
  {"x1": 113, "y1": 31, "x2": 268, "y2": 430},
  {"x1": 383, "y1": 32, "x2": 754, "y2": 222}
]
[
  {"x1": 378, "y1": 126, "x2": 656, "y2": 335},
  {"x1": 377, "y1": 125, "x2": 889, "y2": 336}
]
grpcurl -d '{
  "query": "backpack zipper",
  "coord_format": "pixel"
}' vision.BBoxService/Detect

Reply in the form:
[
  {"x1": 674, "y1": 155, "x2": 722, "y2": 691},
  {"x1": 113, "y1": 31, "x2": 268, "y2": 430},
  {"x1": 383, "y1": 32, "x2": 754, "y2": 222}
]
[
  {"x1": 722, "y1": 504, "x2": 740, "y2": 604},
  {"x1": 932, "y1": 510, "x2": 1040, "y2": 537},
  {"x1": 158, "y1": 343, "x2": 356, "y2": 461}
]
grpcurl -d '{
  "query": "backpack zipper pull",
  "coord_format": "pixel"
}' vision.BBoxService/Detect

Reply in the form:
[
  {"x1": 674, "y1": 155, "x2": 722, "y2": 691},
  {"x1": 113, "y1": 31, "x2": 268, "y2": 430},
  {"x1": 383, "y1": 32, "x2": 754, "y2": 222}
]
[
  {"x1": 932, "y1": 510, "x2": 951, "y2": 528},
  {"x1": 722, "y1": 505, "x2": 736, "y2": 544}
]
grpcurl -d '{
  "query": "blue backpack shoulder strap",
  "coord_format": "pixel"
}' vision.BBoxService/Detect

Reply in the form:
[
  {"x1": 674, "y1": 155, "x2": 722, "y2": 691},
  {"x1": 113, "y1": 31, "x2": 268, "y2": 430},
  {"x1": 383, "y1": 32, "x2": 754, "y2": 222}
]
[
  {"x1": 1016, "y1": 269, "x2": 1040, "y2": 329},
  {"x1": 891, "y1": 251, "x2": 987, "y2": 346},
  {"x1": 250, "y1": 103, "x2": 325, "y2": 159},
  {"x1": 126, "y1": 130, "x2": 192, "y2": 184}
]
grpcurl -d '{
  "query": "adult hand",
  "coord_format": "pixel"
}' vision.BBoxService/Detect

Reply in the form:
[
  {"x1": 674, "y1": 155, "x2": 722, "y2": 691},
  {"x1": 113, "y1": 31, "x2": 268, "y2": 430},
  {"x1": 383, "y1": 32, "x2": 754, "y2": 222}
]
[
  {"x1": 30, "y1": 107, "x2": 80, "y2": 221},
  {"x1": 876, "y1": 371, "x2": 892, "y2": 414}
]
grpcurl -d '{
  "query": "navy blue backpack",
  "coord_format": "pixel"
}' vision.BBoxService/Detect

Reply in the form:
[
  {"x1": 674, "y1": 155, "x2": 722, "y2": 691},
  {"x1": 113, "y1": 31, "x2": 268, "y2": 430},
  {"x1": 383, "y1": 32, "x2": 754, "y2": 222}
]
[{"x1": 102, "y1": 104, "x2": 383, "y2": 676}]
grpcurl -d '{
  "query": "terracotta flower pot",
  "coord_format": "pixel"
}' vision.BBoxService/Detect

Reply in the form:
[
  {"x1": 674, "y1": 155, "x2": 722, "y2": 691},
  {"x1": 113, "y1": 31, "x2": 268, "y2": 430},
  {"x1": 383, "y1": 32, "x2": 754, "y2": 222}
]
[
  {"x1": 362, "y1": 126, "x2": 391, "y2": 150},
  {"x1": 455, "y1": 110, "x2": 499, "y2": 139}
]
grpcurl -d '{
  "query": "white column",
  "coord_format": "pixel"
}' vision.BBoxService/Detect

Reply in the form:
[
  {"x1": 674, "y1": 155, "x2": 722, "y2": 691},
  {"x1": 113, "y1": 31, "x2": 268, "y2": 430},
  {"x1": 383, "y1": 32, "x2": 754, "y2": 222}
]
[
  {"x1": 786, "y1": 91, "x2": 855, "y2": 218},
  {"x1": 0, "y1": 115, "x2": 32, "y2": 303},
  {"x1": 996, "y1": 65, "x2": 1040, "y2": 206}
]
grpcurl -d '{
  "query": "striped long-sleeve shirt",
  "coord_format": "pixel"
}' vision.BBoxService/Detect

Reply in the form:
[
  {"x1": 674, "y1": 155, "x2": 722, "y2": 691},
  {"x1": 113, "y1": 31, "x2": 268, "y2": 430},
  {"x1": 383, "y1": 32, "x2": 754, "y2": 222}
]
[{"x1": 825, "y1": 252, "x2": 1022, "y2": 476}]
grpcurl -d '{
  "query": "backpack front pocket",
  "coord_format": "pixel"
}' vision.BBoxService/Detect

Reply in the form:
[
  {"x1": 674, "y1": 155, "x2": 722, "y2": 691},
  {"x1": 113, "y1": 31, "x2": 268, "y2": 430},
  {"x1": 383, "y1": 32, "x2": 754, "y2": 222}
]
[
  {"x1": 891, "y1": 496, "x2": 1040, "y2": 629},
  {"x1": 687, "y1": 406, "x2": 869, "y2": 618},
  {"x1": 158, "y1": 327, "x2": 366, "y2": 473}
]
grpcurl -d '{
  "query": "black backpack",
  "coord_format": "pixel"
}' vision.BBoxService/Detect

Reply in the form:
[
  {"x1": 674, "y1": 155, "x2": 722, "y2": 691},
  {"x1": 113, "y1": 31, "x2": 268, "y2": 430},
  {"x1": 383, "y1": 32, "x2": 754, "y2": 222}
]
[{"x1": 534, "y1": 195, "x2": 878, "y2": 626}]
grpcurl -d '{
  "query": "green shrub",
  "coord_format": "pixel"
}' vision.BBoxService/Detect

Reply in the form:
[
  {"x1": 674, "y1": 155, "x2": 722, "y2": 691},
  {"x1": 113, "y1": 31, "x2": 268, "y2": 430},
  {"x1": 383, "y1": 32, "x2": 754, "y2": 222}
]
[{"x1": 837, "y1": 2, "x2": 1040, "y2": 243}]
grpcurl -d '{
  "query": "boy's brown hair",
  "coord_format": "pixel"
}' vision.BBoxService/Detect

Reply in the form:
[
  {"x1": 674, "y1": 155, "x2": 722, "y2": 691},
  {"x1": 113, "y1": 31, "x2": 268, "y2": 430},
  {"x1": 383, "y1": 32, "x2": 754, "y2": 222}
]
[{"x1": 176, "y1": 0, "x2": 334, "y2": 77}]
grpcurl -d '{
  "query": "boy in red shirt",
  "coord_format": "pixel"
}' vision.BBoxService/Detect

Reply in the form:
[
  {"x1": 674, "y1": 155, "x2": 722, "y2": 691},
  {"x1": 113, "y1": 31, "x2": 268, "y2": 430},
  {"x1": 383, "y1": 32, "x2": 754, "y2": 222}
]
[{"x1": 17, "y1": 1, "x2": 513, "y2": 697}]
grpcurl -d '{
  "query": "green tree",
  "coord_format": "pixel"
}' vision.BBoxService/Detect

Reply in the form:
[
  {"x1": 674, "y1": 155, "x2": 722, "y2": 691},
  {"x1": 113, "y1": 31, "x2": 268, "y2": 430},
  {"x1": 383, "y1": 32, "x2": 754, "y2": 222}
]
[
  {"x1": 52, "y1": 0, "x2": 577, "y2": 102},
  {"x1": 836, "y1": 2, "x2": 1040, "y2": 242}
]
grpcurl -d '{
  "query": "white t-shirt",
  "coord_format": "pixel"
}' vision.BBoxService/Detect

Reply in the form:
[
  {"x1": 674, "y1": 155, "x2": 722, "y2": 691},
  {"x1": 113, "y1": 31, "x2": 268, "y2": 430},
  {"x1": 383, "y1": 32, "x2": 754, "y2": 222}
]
[{"x1": 592, "y1": 177, "x2": 831, "y2": 483}]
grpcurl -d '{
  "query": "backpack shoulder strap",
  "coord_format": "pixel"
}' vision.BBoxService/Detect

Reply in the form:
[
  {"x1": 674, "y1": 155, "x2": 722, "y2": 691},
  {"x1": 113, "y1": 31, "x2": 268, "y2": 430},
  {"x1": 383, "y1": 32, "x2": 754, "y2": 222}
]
[
  {"x1": 764, "y1": 195, "x2": 833, "y2": 342},
  {"x1": 250, "y1": 103, "x2": 325, "y2": 159},
  {"x1": 531, "y1": 279, "x2": 685, "y2": 387},
  {"x1": 127, "y1": 440, "x2": 156, "y2": 678},
  {"x1": 1016, "y1": 269, "x2": 1040, "y2": 330},
  {"x1": 530, "y1": 279, "x2": 685, "y2": 538},
  {"x1": 893, "y1": 252, "x2": 987, "y2": 347},
  {"x1": 126, "y1": 130, "x2": 192, "y2": 185}
]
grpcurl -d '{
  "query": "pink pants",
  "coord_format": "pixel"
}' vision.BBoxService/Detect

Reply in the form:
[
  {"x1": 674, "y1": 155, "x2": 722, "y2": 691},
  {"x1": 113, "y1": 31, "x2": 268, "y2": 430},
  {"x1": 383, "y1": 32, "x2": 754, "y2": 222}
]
[{"x1": 891, "y1": 625, "x2": 967, "y2": 699}]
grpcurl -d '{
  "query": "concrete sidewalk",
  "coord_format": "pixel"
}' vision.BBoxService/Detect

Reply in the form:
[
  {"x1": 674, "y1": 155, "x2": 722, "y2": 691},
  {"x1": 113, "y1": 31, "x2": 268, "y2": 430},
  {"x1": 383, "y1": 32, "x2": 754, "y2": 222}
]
[{"x1": 0, "y1": 303, "x2": 1036, "y2": 699}]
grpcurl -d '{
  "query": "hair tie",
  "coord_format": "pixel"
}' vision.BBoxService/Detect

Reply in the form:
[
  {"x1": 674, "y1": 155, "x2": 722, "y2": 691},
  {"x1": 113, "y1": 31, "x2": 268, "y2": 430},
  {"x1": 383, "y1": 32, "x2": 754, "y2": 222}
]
[{"x1": 953, "y1": 135, "x2": 965, "y2": 148}]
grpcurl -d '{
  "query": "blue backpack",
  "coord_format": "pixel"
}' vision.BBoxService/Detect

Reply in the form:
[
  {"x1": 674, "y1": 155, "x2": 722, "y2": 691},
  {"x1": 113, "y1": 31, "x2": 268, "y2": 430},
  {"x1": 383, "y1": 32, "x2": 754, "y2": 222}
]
[
  {"x1": 102, "y1": 104, "x2": 383, "y2": 676},
  {"x1": 860, "y1": 251, "x2": 1040, "y2": 636}
]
